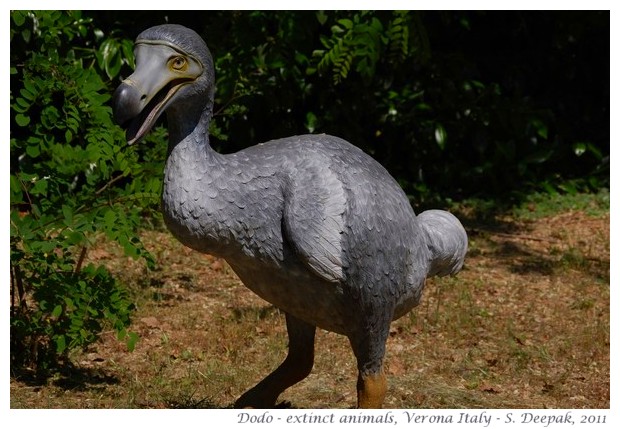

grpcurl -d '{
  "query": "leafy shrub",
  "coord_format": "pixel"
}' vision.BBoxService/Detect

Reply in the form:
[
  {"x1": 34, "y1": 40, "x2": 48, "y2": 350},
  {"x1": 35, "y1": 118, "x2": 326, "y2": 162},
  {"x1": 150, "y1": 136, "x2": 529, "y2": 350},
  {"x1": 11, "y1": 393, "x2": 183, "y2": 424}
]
[
  {"x1": 10, "y1": 11, "x2": 161, "y2": 372},
  {"x1": 311, "y1": 11, "x2": 421, "y2": 85}
]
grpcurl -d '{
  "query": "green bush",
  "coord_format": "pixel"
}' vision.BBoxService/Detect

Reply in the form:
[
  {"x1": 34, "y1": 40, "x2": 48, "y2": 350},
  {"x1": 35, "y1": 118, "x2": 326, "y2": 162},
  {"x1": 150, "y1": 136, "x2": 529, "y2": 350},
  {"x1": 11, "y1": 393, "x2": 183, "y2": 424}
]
[{"x1": 10, "y1": 11, "x2": 161, "y2": 372}]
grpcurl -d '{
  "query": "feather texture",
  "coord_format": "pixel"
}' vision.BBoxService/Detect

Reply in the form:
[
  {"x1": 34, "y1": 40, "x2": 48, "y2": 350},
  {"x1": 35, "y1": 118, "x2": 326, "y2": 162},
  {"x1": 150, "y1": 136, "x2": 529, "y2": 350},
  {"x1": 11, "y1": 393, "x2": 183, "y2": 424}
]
[{"x1": 115, "y1": 25, "x2": 468, "y2": 404}]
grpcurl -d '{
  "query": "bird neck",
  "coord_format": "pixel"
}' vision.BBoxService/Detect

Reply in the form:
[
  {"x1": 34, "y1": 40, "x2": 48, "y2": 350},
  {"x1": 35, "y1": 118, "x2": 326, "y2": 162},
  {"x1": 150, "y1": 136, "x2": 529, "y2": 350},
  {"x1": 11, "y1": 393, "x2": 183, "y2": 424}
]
[
  {"x1": 162, "y1": 93, "x2": 227, "y2": 196},
  {"x1": 161, "y1": 97, "x2": 230, "y2": 256},
  {"x1": 166, "y1": 88, "x2": 216, "y2": 155}
]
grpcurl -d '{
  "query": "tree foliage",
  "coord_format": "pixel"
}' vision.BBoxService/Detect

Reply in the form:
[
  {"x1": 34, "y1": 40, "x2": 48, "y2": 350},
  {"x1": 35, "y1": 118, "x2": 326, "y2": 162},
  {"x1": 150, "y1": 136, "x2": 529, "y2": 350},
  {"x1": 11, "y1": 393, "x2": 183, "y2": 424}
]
[{"x1": 9, "y1": 11, "x2": 154, "y2": 371}]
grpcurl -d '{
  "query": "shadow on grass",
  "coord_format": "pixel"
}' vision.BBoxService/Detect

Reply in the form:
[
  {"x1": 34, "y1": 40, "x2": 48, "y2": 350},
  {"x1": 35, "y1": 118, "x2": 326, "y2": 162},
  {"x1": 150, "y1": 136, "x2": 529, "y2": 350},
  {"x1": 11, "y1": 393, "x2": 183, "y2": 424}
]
[
  {"x1": 230, "y1": 304, "x2": 280, "y2": 322},
  {"x1": 494, "y1": 240, "x2": 556, "y2": 276},
  {"x1": 165, "y1": 394, "x2": 224, "y2": 409},
  {"x1": 165, "y1": 395, "x2": 295, "y2": 409},
  {"x1": 466, "y1": 227, "x2": 608, "y2": 280},
  {"x1": 447, "y1": 190, "x2": 609, "y2": 282},
  {"x1": 11, "y1": 361, "x2": 120, "y2": 391}
]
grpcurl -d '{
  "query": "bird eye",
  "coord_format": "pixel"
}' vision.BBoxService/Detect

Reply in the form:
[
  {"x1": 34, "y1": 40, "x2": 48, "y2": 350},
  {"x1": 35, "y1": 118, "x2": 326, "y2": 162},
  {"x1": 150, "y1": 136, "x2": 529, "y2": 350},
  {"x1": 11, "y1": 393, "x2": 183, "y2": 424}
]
[{"x1": 170, "y1": 56, "x2": 187, "y2": 71}]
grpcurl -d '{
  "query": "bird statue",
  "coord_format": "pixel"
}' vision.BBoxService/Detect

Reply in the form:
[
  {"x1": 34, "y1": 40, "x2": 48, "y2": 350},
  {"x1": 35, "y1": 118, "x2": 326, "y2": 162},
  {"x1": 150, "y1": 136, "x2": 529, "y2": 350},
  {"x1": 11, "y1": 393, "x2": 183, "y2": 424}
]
[{"x1": 112, "y1": 24, "x2": 467, "y2": 409}]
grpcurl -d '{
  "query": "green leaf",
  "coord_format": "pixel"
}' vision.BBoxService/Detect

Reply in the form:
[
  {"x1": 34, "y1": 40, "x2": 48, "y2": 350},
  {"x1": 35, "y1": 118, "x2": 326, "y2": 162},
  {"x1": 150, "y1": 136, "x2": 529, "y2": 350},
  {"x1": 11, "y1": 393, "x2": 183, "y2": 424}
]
[
  {"x1": 62, "y1": 205, "x2": 73, "y2": 224},
  {"x1": 30, "y1": 178, "x2": 47, "y2": 195},
  {"x1": 106, "y1": 57, "x2": 122, "y2": 80},
  {"x1": 305, "y1": 111, "x2": 318, "y2": 133},
  {"x1": 10, "y1": 175, "x2": 23, "y2": 203},
  {"x1": 434, "y1": 123, "x2": 448, "y2": 150},
  {"x1": 23, "y1": 78, "x2": 37, "y2": 96},
  {"x1": 12, "y1": 103, "x2": 28, "y2": 114},
  {"x1": 531, "y1": 119, "x2": 548, "y2": 139},
  {"x1": 103, "y1": 209, "x2": 117, "y2": 227},
  {"x1": 117, "y1": 328, "x2": 127, "y2": 341},
  {"x1": 55, "y1": 335, "x2": 67, "y2": 354},
  {"x1": 32, "y1": 240, "x2": 56, "y2": 253},
  {"x1": 25, "y1": 143, "x2": 40, "y2": 158},
  {"x1": 22, "y1": 28, "x2": 31, "y2": 43},
  {"x1": 41, "y1": 106, "x2": 60, "y2": 129},
  {"x1": 120, "y1": 39, "x2": 135, "y2": 69},
  {"x1": 331, "y1": 25, "x2": 345, "y2": 35},
  {"x1": 15, "y1": 114, "x2": 30, "y2": 127},
  {"x1": 66, "y1": 230, "x2": 84, "y2": 245},
  {"x1": 15, "y1": 97, "x2": 31, "y2": 110},
  {"x1": 100, "y1": 38, "x2": 122, "y2": 78},
  {"x1": 52, "y1": 305, "x2": 63, "y2": 318},
  {"x1": 573, "y1": 142, "x2": 587, "y2": 157},
  {"x1": 126, "y1": 331, "x2": 139, "y2": 352},
  {"x1": 19, "y1": 88, "x2": 35, "y2": 101},
  {"x1": 585, "y1": 142, "x2": 602, "y2": 160},
  {"x1": 12, "y1": 11, "x2": 26, "y2": 26},
  {"x1": 64, "y1": 297, "x2": 75, "y2": 311},
  {"x1": 337, "y1": 19, "x2": 354, "y2": 30}
]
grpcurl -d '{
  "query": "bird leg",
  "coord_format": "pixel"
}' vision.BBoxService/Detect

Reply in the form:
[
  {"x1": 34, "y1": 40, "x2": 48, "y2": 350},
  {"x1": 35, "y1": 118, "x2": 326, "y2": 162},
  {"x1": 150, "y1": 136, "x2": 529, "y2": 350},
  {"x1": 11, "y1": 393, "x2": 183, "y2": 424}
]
[
  {"x1": 357, "y1": 368, "x2": 387, "y2": 408},
  {"x1": 349, "y1": 321, "x2": 391, "y2": 408},
  {"x1": 235, "y1": 313, "x2": 316, "y2": 408}
]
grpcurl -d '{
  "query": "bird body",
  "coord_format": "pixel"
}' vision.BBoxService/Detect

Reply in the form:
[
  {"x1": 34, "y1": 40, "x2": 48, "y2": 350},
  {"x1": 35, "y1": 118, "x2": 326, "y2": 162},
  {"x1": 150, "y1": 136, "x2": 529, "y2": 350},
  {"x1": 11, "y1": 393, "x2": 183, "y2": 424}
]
[
  {"x1": 163, "y1": 132, "x2": 430, "y2": 335},
  {"x1": 113, "y1": 24, "x2": 467, "y2": 408}
]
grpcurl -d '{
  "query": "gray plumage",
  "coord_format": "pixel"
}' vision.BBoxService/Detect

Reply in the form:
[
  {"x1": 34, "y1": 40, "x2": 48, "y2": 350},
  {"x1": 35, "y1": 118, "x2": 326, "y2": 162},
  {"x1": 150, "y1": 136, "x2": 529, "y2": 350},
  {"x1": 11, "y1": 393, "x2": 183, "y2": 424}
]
[{"x1": 113, "y1": 24, "x2": 467, "y2": 408}]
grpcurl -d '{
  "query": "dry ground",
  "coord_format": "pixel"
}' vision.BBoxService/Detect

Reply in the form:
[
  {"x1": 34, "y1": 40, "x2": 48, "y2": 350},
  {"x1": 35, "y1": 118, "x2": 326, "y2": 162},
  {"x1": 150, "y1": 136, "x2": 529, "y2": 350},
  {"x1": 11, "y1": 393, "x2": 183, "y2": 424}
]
[{"x1": 10, "y1": 204, "x2": 610, "y2": 409}]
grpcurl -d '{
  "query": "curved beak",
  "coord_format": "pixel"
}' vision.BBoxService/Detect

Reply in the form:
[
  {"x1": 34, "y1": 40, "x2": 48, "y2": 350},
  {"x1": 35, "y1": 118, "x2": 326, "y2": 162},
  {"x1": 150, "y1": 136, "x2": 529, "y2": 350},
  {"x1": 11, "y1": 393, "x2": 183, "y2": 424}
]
[{"x1": 112, "y1": 43, "x2": 202, "y2": 145}]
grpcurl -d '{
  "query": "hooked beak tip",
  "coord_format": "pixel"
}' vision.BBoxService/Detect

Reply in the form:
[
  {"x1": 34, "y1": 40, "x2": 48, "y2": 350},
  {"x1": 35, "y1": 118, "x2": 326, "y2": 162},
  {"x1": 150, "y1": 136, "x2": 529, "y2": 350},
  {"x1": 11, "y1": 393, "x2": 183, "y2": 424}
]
[{"x1": 112, "y1": 83, "x2": 143, "y2": 126}]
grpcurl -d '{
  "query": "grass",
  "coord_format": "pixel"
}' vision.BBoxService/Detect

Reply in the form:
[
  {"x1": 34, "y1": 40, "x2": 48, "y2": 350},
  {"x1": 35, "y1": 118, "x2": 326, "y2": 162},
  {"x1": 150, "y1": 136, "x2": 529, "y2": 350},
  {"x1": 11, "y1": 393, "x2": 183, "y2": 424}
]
[
  {"x1": 511, "y1": 187, "x2": 610, "y2": 220},
  {"x1": 10, "y1": 192, "x2": 610, "y2": 409}
]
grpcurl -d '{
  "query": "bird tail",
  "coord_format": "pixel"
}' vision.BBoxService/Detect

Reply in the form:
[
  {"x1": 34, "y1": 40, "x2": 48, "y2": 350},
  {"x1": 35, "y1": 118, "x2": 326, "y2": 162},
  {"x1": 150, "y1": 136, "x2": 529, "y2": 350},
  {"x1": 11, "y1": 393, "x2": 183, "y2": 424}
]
[{"x1": 417, "y1": 210, "x2": 468, "y2": 277}]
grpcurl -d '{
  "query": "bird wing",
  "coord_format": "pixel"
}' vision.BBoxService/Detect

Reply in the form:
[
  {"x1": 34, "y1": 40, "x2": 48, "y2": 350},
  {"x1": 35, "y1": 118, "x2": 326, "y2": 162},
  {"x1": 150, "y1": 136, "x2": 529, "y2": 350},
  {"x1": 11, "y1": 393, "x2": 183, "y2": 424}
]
[{"x1": 282, "y1": 159, "x2": 347, "y2": 284}]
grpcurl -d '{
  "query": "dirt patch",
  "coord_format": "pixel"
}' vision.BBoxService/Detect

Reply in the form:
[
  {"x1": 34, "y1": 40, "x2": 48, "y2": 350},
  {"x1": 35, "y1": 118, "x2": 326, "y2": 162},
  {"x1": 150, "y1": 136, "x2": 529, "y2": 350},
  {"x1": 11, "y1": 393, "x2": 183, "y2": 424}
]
[{"x1": 10, "y1": 211, "x2": 610, "y2": 409}]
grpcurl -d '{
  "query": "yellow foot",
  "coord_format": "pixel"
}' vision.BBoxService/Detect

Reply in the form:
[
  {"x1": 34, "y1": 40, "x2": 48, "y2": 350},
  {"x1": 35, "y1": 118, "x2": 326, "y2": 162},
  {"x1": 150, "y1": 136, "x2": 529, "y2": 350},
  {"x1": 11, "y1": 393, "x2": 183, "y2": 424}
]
[{"x1": 357, "y1": 370, "x2": 387, "y2": 408}]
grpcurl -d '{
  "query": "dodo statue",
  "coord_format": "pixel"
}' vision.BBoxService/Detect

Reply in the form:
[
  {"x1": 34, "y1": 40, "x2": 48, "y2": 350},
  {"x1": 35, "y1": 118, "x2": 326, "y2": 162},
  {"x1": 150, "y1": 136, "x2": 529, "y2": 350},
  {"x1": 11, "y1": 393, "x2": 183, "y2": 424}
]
[{"x1": 112, "y1": 24, "x2": 467, "y2": 408}]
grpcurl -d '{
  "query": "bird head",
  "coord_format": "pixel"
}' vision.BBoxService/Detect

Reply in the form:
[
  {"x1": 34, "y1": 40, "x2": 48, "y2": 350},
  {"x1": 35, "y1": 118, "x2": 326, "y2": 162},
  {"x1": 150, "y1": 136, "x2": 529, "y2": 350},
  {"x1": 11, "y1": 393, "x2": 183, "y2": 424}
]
[{"x1": 112, "y1": 24, "x2": 215, "y2": 145}]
